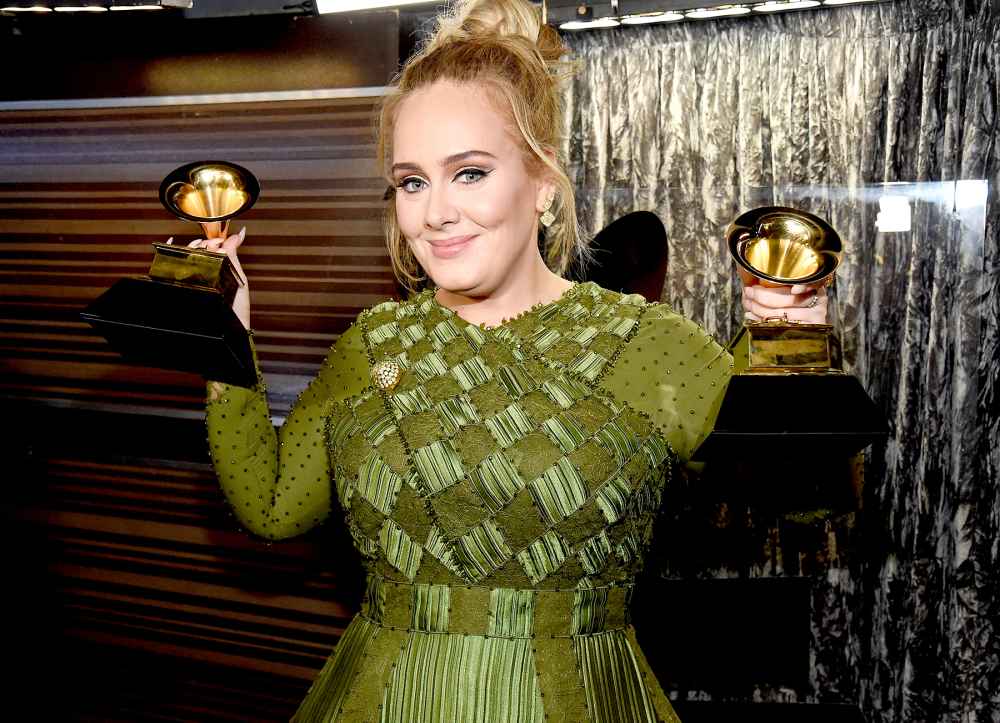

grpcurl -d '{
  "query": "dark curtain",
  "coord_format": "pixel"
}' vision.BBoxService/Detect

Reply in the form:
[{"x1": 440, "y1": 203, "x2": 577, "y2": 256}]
[{"x1": 560, "y1": 0, "x2": 999, "y2": 720}]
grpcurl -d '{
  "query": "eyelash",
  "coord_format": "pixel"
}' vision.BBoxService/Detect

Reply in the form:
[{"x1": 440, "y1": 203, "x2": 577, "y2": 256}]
[{"x1": 396, "y1": 167, "x2": 491, "y2": 194}]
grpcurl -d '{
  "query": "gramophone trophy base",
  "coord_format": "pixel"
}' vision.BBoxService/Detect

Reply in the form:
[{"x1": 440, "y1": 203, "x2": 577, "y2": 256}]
[
  {"x1": 81, "y1": 276, "x2": 256, "y2": 388},
  {"x1": 739, "y1": 321, "x2": 842, "y2": 372},
  {"x1": 149, "y1": 242, "x2": 241, "y2": 305},
  {"x1": 692, "y1": 326, "x2": 888, "y2": 460}
]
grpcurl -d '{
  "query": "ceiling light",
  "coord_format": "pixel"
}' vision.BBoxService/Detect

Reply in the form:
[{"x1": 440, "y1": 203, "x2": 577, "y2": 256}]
[
  {"x1": 315, "y1": 0, "x2": 436, "y2": 12},
  {"x1": 560, "y1": 16, "x2": 621, "y2": 29},
  {"x1": 822, "y1": 0, "x2": 880, "y2": 4},
  {"x1": 1, "y1": 0, "x2": 189, "y2": 10},
  {"x1": 685, "y1": 4, "x2": 752, "y2": 18},
  {"x1": 754, "y1": 0, "x2": 820, "y2": 10},
  {"x1": 620, "y1": 11, "x2": 684, "y2": 24},
  {"x1": 116, "y1": 0, "x2": 190, "y2": 6}
]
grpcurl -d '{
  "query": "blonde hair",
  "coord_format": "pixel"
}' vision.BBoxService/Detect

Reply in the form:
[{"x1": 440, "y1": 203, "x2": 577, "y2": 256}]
[{"x1": 376, "y1": 0, "x2": 584, "y2": 292}]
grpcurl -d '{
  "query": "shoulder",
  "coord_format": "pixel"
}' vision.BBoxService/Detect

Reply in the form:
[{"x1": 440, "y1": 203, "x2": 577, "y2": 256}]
[
  {"x1": 591, "y1": 291, "x2": 733, "y2": 462},
  {"x1": 574, "y1": 281, "x2": 647, "y2": 313},
  {"x1": 577, "y1": 282, "x2": 716, "y2": 350},
  {"x1": 630, "y1": 299, "x2": 725, "y2": 354},
  {"x1": 615, "y1": 299, "x2": 733, "y2": 400}
]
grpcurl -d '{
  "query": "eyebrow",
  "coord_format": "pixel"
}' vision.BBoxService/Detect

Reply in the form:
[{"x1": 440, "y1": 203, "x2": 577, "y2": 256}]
[{"x1": 391, "y1": 150, "x2": 498, "y2": 176}]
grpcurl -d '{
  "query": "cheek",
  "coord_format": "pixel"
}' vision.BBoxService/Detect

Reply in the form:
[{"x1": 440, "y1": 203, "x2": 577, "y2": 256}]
[
  {"x1": 395, "y1": 198, "x2": 420, "y2": 237},
  {"x1": 464, "y1": 182, "x2": 535, "y2": 235},
  {"x1": 462, "y1": 196, "x2": 505, "y2": 230}
]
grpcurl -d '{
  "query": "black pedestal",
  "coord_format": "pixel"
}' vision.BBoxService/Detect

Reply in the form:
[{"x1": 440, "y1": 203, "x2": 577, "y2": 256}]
[
  {"x1": 80, "y1": 276, "x2": 256, "y2": 388},
  {"x1": 693, "y1": 373, "x2": 889, "y2": 460}
]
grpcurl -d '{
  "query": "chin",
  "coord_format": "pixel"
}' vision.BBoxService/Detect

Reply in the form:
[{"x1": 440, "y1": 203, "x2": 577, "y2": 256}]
[{"x1": 424, "y1": 264, "x2": 486, "y2": 295}]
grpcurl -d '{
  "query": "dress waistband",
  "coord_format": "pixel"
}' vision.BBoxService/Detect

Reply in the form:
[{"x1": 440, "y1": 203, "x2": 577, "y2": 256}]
[{"x1": 359, "y1": 575, "x2": 634, "y2": 639}]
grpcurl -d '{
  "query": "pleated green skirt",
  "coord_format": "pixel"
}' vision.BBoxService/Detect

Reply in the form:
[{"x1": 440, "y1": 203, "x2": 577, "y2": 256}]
[{"x1": 291, "y1": 576, "x2": 681, "y2": 723}]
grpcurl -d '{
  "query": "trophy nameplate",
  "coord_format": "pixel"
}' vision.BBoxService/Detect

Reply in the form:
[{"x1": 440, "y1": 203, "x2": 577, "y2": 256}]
[
  {"x1": 148, "y1": 242, "x2": 242, "y2": 301},
  {"x1": 81, "y1": 161, "x2": 260, "y2": 388},
  {"x1": 739, "y1": 321, "x2": 842, "y2": 372}
]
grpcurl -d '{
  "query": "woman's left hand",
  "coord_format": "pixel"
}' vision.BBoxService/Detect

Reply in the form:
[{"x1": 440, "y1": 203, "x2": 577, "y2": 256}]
[{"x1": 741, "y1": 281, "x2": 829, "y2": 324}]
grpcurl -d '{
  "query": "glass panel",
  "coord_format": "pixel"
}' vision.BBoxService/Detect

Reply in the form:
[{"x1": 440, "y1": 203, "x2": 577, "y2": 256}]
[{"x1": 576, "y1": 180, "x2": 990, "y2": 375}]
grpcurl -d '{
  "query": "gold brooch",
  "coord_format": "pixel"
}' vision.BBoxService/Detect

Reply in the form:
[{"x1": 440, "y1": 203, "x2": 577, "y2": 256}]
[{"x1": 371, "y1": 359, "x2": 401, "y2": 391}]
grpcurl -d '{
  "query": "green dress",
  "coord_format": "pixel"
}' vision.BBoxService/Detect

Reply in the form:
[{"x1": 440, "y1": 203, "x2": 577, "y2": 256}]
[{"x1": 206, "y1": 281, "x2": 732, "y2": 723}]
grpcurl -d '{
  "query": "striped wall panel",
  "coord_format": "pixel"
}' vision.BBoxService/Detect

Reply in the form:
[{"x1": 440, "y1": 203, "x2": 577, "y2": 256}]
[
  {"x1": 4, "y1": 96, "x2": 391, "y2": 720},
  {"x1": 0, "y1": 96, "x2": 398, "y2": 416},
  {"x1": 11, "y1": 446, "x2": 364, "y2": 721}
]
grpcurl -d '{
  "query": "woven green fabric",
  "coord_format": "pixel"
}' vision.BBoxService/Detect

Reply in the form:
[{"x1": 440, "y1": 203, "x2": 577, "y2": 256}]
[{"x1": 206, "y1": 281, "x2": 733, "y2": 722}]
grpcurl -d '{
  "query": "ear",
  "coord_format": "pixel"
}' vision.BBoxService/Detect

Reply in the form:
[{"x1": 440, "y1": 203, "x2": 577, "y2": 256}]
[
  {"x1": 533, "y1": 148, "x2": 559, "y2": 213},
  {"x1": 535, "y1": 177, "x2": 557, "y2": 214}
]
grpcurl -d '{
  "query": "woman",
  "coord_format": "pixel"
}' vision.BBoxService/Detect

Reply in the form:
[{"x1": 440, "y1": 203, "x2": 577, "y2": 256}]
[{"x1": 197, "y1": 1, "x2": 827, "y2": 720}]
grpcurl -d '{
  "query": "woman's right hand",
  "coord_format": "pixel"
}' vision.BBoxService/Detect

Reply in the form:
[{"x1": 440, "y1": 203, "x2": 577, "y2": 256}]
[{"x1": 166, "y1": 225, "x2": 251, "y2": 330}]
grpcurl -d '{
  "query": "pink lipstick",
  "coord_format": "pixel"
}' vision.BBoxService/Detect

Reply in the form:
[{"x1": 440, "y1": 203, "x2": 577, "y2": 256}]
[{"x1": 428, "y1": 234, "x2": 476, "y2": 259}]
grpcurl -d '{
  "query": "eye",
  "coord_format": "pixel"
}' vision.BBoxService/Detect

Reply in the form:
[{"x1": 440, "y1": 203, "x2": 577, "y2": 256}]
[
  {"x1": 455, "y1": 168, "x2": 489, "y2": 184},
  {"x1": 397, "y1": 176, "x2": 426, "y2": 194}
]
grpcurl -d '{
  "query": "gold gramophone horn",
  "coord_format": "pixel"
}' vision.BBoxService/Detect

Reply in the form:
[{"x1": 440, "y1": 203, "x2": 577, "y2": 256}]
[
  {"x1": 726, "y1": 206, "x2": 842, "y2": 286},
  {"x1": 159, "y1": 160, "x2": 260, "y2": 235}
]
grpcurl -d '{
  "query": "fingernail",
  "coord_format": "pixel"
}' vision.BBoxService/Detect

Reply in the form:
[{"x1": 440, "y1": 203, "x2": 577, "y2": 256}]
[{"x1": 238, "y1": 227, "x2": 246, "y2": 241}]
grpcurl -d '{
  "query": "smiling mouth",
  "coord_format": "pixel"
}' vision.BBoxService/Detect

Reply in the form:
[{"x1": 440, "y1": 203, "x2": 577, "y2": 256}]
[
  {"x1": 426, "y1": 234, "x2": 476, "y2": 259},
  {"x1": 428, "y1": 235, "x2": 477, "y2": 247}
]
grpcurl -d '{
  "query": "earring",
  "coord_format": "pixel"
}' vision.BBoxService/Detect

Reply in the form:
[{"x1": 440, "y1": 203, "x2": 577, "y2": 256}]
[{"x1": 540, "y1": 193, "x2": 556, "y2": 228}]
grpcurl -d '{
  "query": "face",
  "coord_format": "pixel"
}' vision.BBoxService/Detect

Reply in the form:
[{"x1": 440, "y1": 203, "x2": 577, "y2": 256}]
[{"x1": 390, "y1": 79, "x2": 553, "y2": 296}]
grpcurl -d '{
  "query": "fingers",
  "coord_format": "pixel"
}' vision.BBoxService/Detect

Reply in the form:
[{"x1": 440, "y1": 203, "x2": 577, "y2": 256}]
[
  {"x1": 743, "y1": 295, "x2": 827, "y2": 323},
  {"x1": 744, "y1": 285, "x2": 826, "y2": 309},
  {"x1": 187, "y1": 238, "x2": 224, "y2": 252},
  {"x1": 789, "y1": 283, "x2": 824, "y2": 295},
  {"x1": 742, "y1": 285, "x2": 827, "y2": 324},
  {"x1": 219, "y1": 226, "x2": 247, "y2": 253},
  {"x1": 185, "y1": 227, "x2": 246, "y2": 253},
  {"x1": 745, "y1": 300, "x2": 827, "y2": 323}
]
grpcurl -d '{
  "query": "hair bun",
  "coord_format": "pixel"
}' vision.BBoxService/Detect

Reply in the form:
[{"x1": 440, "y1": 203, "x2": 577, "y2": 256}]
[{"x1": 424, "y1": 0, "x2": 567, "y2": 64}]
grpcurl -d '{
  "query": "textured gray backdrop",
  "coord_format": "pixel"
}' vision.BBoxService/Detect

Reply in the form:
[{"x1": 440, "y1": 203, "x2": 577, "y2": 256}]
[{"x1": 559, "y1": 0, "x2": 999, "y2": 720}]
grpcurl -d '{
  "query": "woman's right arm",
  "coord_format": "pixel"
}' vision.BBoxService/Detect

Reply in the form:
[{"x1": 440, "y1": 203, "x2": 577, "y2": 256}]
[
  {"x1": 205, "y1": 324, "x2": 370, "y2": 540},
  {"x1": 191, "y1": 226, "x2": 372, "y2": 540}
]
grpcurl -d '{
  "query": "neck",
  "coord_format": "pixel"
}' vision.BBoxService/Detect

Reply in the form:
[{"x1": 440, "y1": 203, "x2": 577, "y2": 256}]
[{"x1": 434, "y1": 252, "x2": 573, "y2": 328}]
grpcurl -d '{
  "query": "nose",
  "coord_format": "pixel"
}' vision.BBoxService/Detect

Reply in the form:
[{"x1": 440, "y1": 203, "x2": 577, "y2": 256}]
[{"x1": 424, "y1": 183, "x2": 458, "y2": 230}]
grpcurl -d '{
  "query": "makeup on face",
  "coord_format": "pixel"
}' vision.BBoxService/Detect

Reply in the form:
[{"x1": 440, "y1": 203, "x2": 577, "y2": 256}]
[{"x1": 391, "y1": 80, "x2": 549, "y2": 297}]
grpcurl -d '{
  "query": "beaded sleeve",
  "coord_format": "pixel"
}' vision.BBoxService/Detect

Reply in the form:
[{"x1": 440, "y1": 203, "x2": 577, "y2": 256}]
[
  {"x1": 597, "y1": 302, "x2": 733, "y2": 464},
  {"x1": 204, "y1": 324, "x2": 370, "y2": 540}
]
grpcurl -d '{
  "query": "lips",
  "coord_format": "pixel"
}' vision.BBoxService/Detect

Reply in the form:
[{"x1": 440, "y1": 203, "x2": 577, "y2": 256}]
[
  {"x1": 427, "y1": 234, "x2": 477, "y2": 259},
  {"x1": 428, "y1": 234, "x2": 476, "y2": 247}
]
